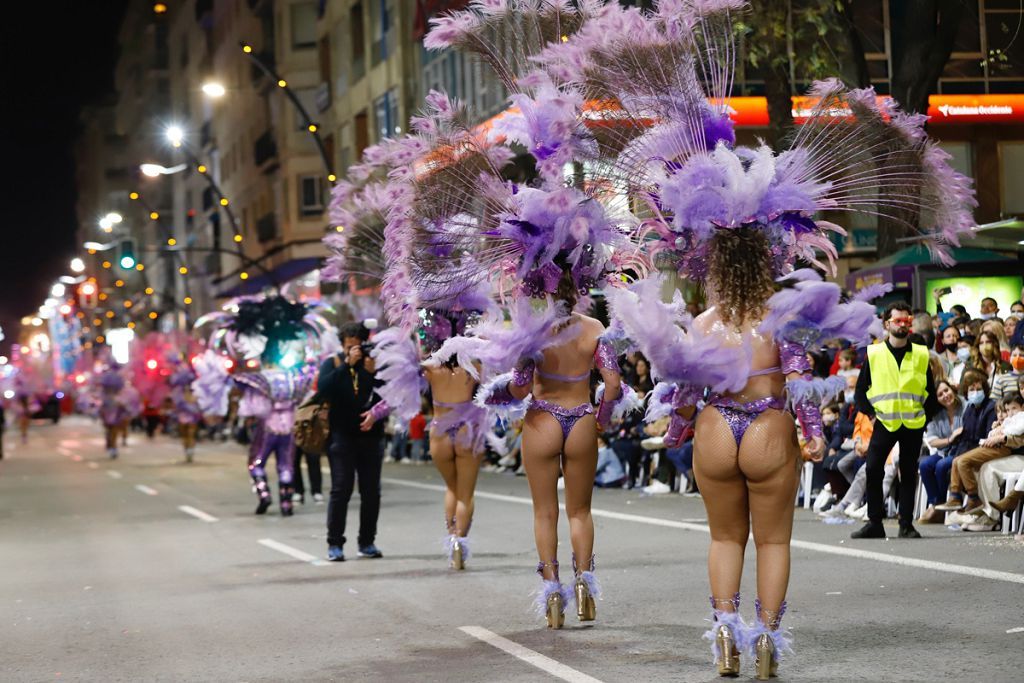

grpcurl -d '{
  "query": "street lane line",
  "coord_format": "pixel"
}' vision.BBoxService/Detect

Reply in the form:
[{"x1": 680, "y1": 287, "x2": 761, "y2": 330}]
[
  {"x1": 1006, "y1": 627, "x2": 1024, "y2": 634},
  {"x1": 459, "y1": 626, "x2": 604, "y2": 683},
  {"x1": 134, "y1": 484, "x2": 159, "y2": 496},
  {"x1": 384, "y1": 478, "x2": 1024, "y2": 586},
  {"x1": 178, "y1": 505, "x2": 218, "y2": 523},
  {"x1": 107, "y1": 471, "x2": 123, "y2": 479},
  {"x1": 258, "y1": 538, "x2": 327, "y2": 566}
]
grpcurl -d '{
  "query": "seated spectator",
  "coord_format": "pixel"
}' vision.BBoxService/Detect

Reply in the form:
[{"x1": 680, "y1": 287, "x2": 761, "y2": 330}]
[
  {"x1": 971, "y1": 331, "x2": 1011, "y2": 386},
  {"x1": 972, "y1": 405, "x2": 1024, "y2": 530},
  {"x1": 991, "y1": 344, "x2": 1024, "y2": 402},
  {"x1": 941, "y1": 395, "x2": 1024, "y2": 531},
  {"x1": 918, "y1": 380, "x2": 965, "y2": 523},
  {"x1": 836, "y1": 400, "x2": 873, "y2": 486},
  {"x1": 823, "y1": 373, "x2": 858, "y2": 499},
  {"x1": 820, "y1": 443, "x2": 899, "y2": 521},
  {"x1": 934, "y1": 370, "x2": 998, "y2": 512},
  {"x1": 595, "y1": 434, "x2": 628, "y2": 488},
  {"x1": 834, "y1": 348, "x2": 858, "y2": 378}
]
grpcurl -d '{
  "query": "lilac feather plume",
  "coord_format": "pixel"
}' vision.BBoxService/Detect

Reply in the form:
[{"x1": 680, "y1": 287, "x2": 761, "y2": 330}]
[
  {"x1": 370, "y1": 327, "x2": 427, "y2": 425},
  {"x1": 190, "y1": 350, "x2": 231, "y2": 416},
  {"x1": 605, "y1": 275, "x2": 749, "y2": 393},
  {"x1": 760, "y1": 270, "x2": 882, "y2": 348}
]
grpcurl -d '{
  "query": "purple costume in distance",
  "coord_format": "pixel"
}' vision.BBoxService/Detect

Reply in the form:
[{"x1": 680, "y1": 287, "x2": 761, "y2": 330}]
[{"x1": 235, "y1": 366, "x2": 315, "y2": 512}]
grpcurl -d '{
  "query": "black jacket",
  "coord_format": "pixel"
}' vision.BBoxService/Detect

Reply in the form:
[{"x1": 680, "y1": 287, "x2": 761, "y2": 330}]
[
  {"x1": 317, "y1": 355, "x2": 385, "y2": 437},
  {"x1": 828, "y1": 402, "x2": 857, "y2": 454},
  {"x1": 949, "y1": 398, "x2": 997, "y2": 459}
]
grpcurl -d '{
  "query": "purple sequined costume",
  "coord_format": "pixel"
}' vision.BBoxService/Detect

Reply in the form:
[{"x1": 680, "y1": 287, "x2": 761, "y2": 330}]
[{"x1": 235, "y1": 366, "x2": 315, "y2": 514}]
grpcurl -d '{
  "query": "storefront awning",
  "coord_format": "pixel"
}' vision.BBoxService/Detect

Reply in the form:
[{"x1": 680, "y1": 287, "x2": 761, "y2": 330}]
[{"x1": 216, "y1": 257, "x2": 322, "y2": 299}]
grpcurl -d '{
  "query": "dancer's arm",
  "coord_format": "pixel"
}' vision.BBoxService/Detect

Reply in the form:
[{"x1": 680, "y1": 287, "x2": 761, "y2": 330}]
[{"x1": 779, "y1": 340, "x2": 825, "y2": 460}]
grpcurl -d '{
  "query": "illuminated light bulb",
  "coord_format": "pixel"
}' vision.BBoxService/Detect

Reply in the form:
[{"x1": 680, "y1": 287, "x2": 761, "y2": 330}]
[
  {"x1": 59, "y1": 304, "x2": 72, "y2": 315},
  {"x1": 240, "y1": 272, "x2": 249, "y2": 280},
  {"x1": 335, "y1": 226, "x2": 344, "y2": 232},
  {"x1": 219, "y1": 197, "x2": 229, "y2": 206},
  {"x1": 129, "y1": 192, "x2": 140, "y2": 200},
  {"x1": 224, "y1": 359, "x2": 235, "y2": 370},
  {"x1": 167, "y1": 237, "x2": 177, "y2": 246},
  {"x1": 179, "y1": 266, "x2": 189, "y2": 275},
  {"x1": 136, "y1": 263, "x2": 145, "y2": 271},
  {"x1": 98, "y1": 293, "x2": 108, "y2": 301},
  {"x1": 148, "y1": 311, "x2": 158, "y2": 320},
  {"x1": 242, "y1": 44, "x2": 253, "y2": 53},
  {"x1": 277, "y1": 79, "x2": 287, "y2": 88},
  {"x1": 233, "y1": 234, "x2": 243, "y2": 243},
  {"x1": 97, "y1": 335, "x2": 105, "y2": 343},
  {"x1": 183, "y1": 296, "x2": 193, "y2": 305},
  {"x1": 150, "y1": 211, "x2": 160, "y2": 220},
  {"x1": 102, "y1": 261, "x2": 111, "y2": 269},
  {"x1": 93, "y1": 318, "x2": 102, "y2": 326},
  {"x1": 307, "y1": 123, "x2": 318, "y2": 133},
  {"x1": 124, "y1": 300, "x2": 133, "y2": 308},
  {"x1": 105, "y1": 311, "x2": 114, "y2": 319},
  {"x1": 115, "y1": 279, "x2": 124, "y2": 287},
  {"x1": 327, "y1": 174, "x2": 337, "y2": 182},
  {"x1": 197, "y1": 164, "x2": 207, "y2": 173},
  {"x1": 88, "y1": 249, "x2": 97, "y2": 255},
  {"x1": 145, "y1": 287, "x2": 154, "y2": 295},
  {"x1": 147, "y1": 359, "x2": 158, "y2": 370}
]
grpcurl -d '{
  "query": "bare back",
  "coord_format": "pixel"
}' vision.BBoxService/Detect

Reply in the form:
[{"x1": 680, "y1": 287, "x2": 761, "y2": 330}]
[
  {"x1": 532, "y1": 314, "x2": 603, "y2": 407},
  {"x1": 425, "y1": 365, "x2": 477, "y2": 408},
  {"x1": 695, "y1": 306, "x2": 785, "y2": 402}
]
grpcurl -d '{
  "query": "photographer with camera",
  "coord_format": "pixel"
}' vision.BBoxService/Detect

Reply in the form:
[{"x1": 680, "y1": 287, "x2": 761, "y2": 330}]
[{"x1": 319, "y1": 321, "x2": 389, "y2": 561}]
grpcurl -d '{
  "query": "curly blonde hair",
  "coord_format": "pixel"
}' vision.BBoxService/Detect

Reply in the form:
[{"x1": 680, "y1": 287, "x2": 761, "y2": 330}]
[{"x1": 707, "y1": 227, "x2": 776, "y2": 327}]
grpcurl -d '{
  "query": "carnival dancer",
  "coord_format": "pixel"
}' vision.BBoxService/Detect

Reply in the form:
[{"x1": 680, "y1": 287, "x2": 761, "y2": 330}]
[
  {"x1": 507, "y1": 0, "x2": 983, "y2": 675},
  {"x1": 192, "y1": 296, "x2": 337, "y2": 516},
  {"x1": 92, "y1": 367, "x2": 131, "y2": 459},
  {"x1": 117, "y1": 381, "x2": 142, "y2": 447},
  {"x1": 169, "y1": 365, "x2": 201, "y2": 463}
]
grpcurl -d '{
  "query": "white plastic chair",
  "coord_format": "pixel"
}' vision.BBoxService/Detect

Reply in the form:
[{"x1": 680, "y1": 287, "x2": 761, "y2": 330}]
[{"x1": 1000, "y1": 471, "x2": 1021, "y2": 535}]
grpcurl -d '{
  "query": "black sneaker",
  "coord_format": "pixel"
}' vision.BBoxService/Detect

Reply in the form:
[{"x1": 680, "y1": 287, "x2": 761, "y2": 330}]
[
  {"x1": 851, "y1": 521, "x2": 886, "y2": 539},
  {"x1": 898, "y1": 524, "x2": 922, "y2": 539},
  {"x1": 358, "y1": 544, "x2": 383, "y2": 558}
]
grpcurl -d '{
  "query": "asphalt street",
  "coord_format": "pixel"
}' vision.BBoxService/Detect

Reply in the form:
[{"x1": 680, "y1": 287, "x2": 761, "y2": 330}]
[{"x1": 2, "y1": 417, "x2": 1022, "y2": 682}]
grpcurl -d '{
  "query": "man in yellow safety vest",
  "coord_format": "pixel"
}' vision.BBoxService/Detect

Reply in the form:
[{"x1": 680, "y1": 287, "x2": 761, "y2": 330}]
[{"x1": 852, "y1": 302, "x2": 939, "y2": 539}]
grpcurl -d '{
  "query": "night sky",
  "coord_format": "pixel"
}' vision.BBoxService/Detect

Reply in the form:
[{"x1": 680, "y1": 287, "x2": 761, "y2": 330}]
[{"x1": 0, "y1": 1, "x2": 128, "y2": 351}]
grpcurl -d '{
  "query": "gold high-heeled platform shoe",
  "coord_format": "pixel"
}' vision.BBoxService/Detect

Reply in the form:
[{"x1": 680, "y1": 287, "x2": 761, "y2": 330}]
[
  {"x1": 546, "y1": 591, "x2": 565, "y2": 629},
  {"x1": 715, "y1": 624, "x2": 740, "y2": 677},
  {"x1": 450, "y1": 538, "x2": 464, "y2": 570},
  {"x1": 575, "y1": 577, "x2": 596, "y2": 621},
  {"x1": 754, "y1": 633, "x2": 778, "y2": 680}
]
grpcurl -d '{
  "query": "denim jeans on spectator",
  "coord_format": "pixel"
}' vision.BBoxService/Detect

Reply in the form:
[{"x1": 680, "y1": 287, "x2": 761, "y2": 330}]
[
  {"x1": 410, "y1": 438, "x2": 427, "y2": 462},
  {"x1": 665, "y1": 442, "x2": 693, "y2": 477},
  {"x1": 612, "y1": 437, "x2": 644, "y2": 488},
  {"x1": 326, "y1": 432, "x2": 384, "y2": 548},
  {"x1": 293, "y1": 447, "x2": 323, "y2": 497},
  {"x1": 932, "y1": 455, "x2": 957, "y2": 504},
  {"x1": 919, "y1": 453, "x2": 952, "y2": 506}
]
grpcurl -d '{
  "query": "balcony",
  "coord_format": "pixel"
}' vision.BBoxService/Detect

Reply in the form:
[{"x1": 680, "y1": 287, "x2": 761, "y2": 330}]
[
  {"x1": 256, "y1": 213, "x2": 277, "y2": 243},
  {"x1": 253, "y1": 130, "x2": 278, "y2": 169}
]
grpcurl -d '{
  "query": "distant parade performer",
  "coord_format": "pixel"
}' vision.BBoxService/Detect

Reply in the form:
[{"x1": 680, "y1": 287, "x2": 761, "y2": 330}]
[
  {"x1": 192, "y1": 296, "x2": 337, "y2": 516},
  {"x1": 169, "y1": 364, "x2": 201, "y2": 463}
]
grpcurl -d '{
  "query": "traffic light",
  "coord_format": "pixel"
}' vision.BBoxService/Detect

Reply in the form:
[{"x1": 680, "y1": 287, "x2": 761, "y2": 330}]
[
  {"x1": 118, "y1": 238, "x2": 137, "y2": 270},
  {"x1": 78, "y1": 281, "x2": 98, "y2": 309}
]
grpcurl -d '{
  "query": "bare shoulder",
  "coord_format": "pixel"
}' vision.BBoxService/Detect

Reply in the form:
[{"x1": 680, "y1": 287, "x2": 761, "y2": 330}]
[
  {"x1": 573, "y1": 314, "x2": 605, "y2": 339},
  {"x1": 693, "y1": 307, "x2": 719, "y2": 333}
]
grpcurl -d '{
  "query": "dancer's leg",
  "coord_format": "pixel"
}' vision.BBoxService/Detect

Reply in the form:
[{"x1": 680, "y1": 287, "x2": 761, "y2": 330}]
[
  {"x1": 430, "y1": 432, "x2": 457, "y2": 529},
  {"x1": 693, "y1": 407, "x2": 748, "y2": 607},
  {"x1": 738, "y1": 410, "x2": 800, "y2": 616},
  {"x1": 453, "y1": 438, "x2": 482, "y2": 536},
  {"x1": 522, "y1": 410, "x2": 565, "y2": 579},
  {"x1": 562, "y1": 414, "x2": 598, "y2": 569}
]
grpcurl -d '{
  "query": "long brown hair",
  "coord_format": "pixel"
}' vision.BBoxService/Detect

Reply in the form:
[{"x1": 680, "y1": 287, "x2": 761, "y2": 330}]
[
  {"x1": 707, "y1": 227, "x2": 776, "y2": 327},
  {"x1": 555, "y1": 265, "x2": 578, "y2": 312}
]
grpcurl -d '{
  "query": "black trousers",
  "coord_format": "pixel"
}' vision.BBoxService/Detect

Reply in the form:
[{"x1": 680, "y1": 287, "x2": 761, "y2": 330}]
[
  {"x1": 865, "y1": 424, "x2": 923, "y2": 525},
  {"x1": 293, "y1": 447, "x2": 323, "y2": 496},
  {"x1": 326, "y1": 431, "x2": 384, "y2": 548}
]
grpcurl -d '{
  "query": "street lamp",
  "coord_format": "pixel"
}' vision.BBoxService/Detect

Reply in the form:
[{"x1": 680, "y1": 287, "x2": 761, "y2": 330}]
[
  {"x1": 165, "y1": 125, "x2": 185, "y2": 148},
  {"x1": 140, "y1": 162, "x2": 187, "y2": 177},
  {"x1": 98, "y1": 212, "x2": 123, "y2": 232},
  {"x1": 201, "y1": 81, "x2": 226, "y2": 98},
  {"x1": 70, "y1": 257, "x2": 85, "y2": 273},
  {"x1": 50, "y1": 283, "x2": 65, "y2": 298}
]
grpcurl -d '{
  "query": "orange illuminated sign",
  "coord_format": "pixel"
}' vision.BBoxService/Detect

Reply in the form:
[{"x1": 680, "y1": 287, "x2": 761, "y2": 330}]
[{"x1": 926, "y1": 94, "x2": 1024, "y2": 124}]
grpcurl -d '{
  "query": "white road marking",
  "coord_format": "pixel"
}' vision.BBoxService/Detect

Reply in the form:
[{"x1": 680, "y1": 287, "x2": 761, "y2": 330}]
[
  {"x1": 107, "y1": 471, "x2": 123, "y2": 479},
  {"x1": 1007, "y1": 626, "x2": 1024, "y2": 634},
  {"x1": 178, "y1": 505, "x2": 219, "y2": 523},
  {"x1": 134, "y1": 484, "x2": 158, "y2": 496},
  {"x1": 459, "y1": 626, "x2": 604, "y2": 683},
  {"x1": 258, "y1": 538, "x2": 327, "y2": 566},
  {"x1": 87, "y1": 462, "x2": 99, "y2": 470},
  {"x1": 384, "y1": 478, "x2": 1024, "y2": 586}
]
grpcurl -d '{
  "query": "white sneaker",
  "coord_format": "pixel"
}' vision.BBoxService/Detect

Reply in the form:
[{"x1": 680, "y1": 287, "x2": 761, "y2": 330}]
[
  {"x1": 643, "y1": 480, "x2": 672, "y2": 495},
  {"x1": 818, "y1": 505, "x2": 848, "y2": 519},
  {"x1": 312, "y1": 493, "x2": 325, "y2": 504},
  {"x1": 291, "y1": 492, "x2": 303, "y2": 503},
  {"x1": 846, "y1": 504, "x2": 868, "y2": 520},
  {"x1": 813, "y1": 486, "x2": 834, "y2": 513},
  {"x1": 963, "y1": 515, "x2": 997, "y2": 532},
  {"x1": 945, "y1": 510, "x2": 978, "y2": 526}
]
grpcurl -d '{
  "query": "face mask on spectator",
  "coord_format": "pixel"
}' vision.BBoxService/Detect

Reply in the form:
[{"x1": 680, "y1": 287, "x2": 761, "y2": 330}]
[
  {"x1": 967, "y1": 390, "x2": 985, "y2": 406},
  {"x1": 956, "y1": 348, "x2": 971, "y2": 363},
  {"x1": 822, "y1": 413, "x2": 836, "y2": 425},
  {"x1": 979, "y1": 313, "x2": 995, "y2": 321},
  {"x1": 844, "y1": 389, "x2": 855, "y2": 403}
]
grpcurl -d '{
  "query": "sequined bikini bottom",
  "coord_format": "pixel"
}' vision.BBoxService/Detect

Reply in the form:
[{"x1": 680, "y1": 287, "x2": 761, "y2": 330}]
[
  {"x1": 706, "y1": 395, "x2": 786, "y2": 447},
  {"x1": 529, "y1": 400, "x2": 594, "y2": 442}
]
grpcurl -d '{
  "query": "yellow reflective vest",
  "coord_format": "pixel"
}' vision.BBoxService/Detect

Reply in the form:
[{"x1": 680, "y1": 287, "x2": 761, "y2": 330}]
[{"x1": 866, "y1": 342, "x2": 929, "y2": 431}]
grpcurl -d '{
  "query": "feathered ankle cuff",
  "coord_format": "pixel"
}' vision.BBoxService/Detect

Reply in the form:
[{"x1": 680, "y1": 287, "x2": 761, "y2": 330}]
[
  {"x1": 443, "y1": 534, "x2": 471, "y2": 562},
  {"x1": 703, "y1": 610, "x2": 750, "y2": 659},
  {"x1": 533, "y1": 580, "x2": 573, "y2": 618},
  {"x1": 576, "y1": 570, "x2": 602, "y2": 600}
]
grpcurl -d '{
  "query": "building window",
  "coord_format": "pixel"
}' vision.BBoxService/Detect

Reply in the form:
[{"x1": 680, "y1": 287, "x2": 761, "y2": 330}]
[
  {"x1": 372, "y1": 0, "x2": 391, "y2": 65},
  {"x1": 373, "y1": 88, "x2": 400, "y2": 140},
  {"x1": 291, "y1": 1, "x2": 318, "y2": 50},
  {"x1": 350, "y1": 3, "x2": 366, "y2": 82},
  {"x1": 294, "y1": 88, "x2": 319, "y2": 130},
  {"x1": 298, "y1": 175, "x2": 325, "y2": 216},
  {"x1": 999, "y1": 142, "x2": 1024, "y2": 215}
]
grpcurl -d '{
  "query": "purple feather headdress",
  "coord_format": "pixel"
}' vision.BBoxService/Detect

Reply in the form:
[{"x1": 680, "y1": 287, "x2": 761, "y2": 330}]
[{"x1": 760, "y1": 269, "x2": 883, "y2": 348}]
